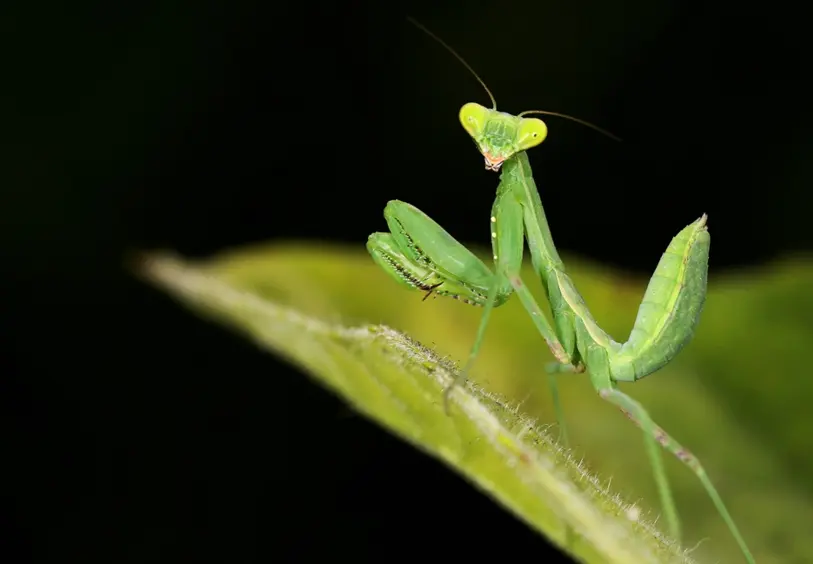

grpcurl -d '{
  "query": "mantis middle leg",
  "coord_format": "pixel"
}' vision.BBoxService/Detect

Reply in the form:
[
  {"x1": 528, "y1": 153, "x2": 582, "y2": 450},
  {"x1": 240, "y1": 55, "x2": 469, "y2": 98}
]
[{"x1": 445, "y1": 187, "x2": 580, "y2": 438}]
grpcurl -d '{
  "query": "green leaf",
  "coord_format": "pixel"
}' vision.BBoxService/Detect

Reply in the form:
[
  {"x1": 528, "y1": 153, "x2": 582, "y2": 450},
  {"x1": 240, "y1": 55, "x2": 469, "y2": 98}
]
[{"x1": 136, "y1": 245, "x2": 813, "y2": 564}]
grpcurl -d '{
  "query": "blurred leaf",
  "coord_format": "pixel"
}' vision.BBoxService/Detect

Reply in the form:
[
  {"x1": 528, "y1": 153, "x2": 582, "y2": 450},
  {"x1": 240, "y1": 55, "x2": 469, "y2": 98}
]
[{"x1": 137, "y1": 245, "x2": 813, "y2": 564}]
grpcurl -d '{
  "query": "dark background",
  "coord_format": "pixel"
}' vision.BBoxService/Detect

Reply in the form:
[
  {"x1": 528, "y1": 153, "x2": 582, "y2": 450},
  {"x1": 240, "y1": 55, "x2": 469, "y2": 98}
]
[{"x1": 6, "y1": 1, "x2": 811, "y2": 562}]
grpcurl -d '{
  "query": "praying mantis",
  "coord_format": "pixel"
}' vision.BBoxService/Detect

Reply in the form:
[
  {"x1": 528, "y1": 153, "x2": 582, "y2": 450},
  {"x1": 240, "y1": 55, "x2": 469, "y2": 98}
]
[{"x1": 366, "y1": 18, "x2": 755, "y2": 564}]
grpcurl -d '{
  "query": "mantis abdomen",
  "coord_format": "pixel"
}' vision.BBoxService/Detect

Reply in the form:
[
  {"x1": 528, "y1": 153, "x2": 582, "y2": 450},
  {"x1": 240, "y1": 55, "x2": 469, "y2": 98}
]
[{"x1": 612, "y1": 216, "x2": 710, "y2": 381}]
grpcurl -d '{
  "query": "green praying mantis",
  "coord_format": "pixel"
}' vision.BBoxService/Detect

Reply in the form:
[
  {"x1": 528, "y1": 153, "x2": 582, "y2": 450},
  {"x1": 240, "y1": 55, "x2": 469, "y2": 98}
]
[{"x1": 366, "y1": 18, "x2": 755, "y2": 564}]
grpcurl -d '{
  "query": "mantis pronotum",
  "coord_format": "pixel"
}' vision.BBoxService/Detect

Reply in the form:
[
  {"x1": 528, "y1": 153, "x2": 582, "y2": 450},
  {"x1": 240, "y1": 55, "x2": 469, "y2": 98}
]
[{"x1": 366, "y1": 18, "x2": 754, "y2": 563}]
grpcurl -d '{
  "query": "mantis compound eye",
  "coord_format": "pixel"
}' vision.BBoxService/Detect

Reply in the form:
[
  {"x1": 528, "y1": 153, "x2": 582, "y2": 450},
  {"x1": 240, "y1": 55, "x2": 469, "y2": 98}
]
[
  {"x1": 459, "y1": 102, "x2": 489, "y2": 137},
  {"x1": 516, "y1": 118, "x2": 548, "y2": 151}
]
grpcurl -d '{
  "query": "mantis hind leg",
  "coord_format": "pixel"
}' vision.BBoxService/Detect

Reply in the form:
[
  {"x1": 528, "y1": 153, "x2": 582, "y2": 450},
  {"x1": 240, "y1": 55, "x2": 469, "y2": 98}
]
[
  {"x1": 597, "y1": 387, "x2": 681, "y2": 540},
  {"x1": 598, "y1": 387, "x2": 756, "y2": 564}
]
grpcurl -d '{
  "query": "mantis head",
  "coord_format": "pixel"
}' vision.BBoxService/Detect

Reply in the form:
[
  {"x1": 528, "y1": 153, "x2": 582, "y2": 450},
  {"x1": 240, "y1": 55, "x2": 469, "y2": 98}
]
[
  {"x1": 459, "y1": 102, "x2": 548, "y2": 171},
  {"x1": 406, "y1": 18, "x2": 619, "y2": 173}
]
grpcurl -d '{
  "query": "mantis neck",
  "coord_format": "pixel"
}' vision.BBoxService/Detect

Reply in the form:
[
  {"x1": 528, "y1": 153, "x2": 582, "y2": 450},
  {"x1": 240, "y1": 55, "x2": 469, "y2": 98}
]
[
  {"x1": 501, "y1": 151, "x2": 565, "y2": 273},
  {"x1": 502, "y1": 150, "x2": 619, "y2": 355}
]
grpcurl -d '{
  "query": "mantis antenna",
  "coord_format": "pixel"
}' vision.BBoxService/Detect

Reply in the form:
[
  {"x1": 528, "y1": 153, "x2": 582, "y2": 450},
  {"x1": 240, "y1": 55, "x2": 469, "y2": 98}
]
[
  {"x1": 519, "y1": 110, "x2": 621, "y2": 142},
  {"x1": 406, "y1": 17, "x2": 498, "y2": 110},
  {"x1": 406, "y1": 16, "x2": 621, "y2": 142}
]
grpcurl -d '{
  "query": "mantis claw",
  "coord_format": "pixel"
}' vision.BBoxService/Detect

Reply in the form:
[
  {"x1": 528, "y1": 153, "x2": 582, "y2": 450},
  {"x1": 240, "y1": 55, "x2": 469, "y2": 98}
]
[{"x1": 422, "y1": 281, "x2": 444, "y2": 301}]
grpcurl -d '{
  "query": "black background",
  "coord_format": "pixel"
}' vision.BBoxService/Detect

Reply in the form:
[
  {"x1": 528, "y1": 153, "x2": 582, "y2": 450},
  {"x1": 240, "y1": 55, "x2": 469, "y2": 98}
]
[{"x1": 6, "y1": 1, "x2": 811, "y2": 562}]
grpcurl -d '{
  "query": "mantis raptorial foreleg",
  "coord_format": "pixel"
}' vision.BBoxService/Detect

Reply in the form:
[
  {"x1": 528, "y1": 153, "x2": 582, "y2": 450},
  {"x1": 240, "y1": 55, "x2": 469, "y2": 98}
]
[
  {"x1": 369, "y1": 200, "x2": 571, "y2": 418},
  {"x1": 366, "y1": 18, "x2": 756, "y2": 563}
]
